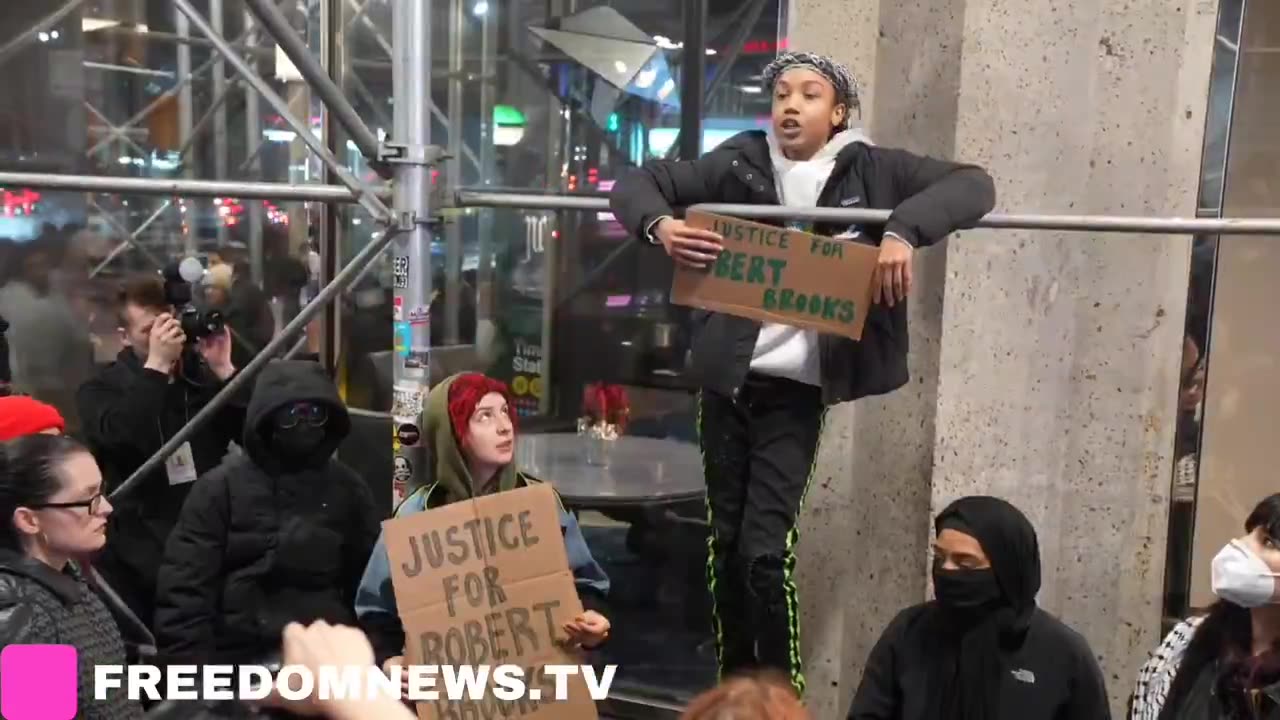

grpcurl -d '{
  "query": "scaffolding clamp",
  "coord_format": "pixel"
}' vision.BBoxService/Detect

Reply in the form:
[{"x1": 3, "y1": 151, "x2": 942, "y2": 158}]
[{"x1": 376, "y1": 134, "x2": 449, "y2": 168}]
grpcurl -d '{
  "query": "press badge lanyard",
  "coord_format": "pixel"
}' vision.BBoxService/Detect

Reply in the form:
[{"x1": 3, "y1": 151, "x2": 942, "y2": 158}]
[{"x1": 159, "y1": 386, "x2": 198, "y2": 486}]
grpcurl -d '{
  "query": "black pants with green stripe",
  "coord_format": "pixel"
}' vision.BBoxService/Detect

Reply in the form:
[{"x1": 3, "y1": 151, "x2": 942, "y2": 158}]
[{"x1": 698, "y1": 372, "x2": 825, "y2": 696}]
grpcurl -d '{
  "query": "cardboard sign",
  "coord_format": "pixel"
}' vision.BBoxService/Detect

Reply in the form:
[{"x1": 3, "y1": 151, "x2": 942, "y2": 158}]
[
  {"x1": 670, "y1": 210, "x2": 880, "y2": 340},
  {"x1": 383, "y1": 483, "x2": 599, "y2": 720}
]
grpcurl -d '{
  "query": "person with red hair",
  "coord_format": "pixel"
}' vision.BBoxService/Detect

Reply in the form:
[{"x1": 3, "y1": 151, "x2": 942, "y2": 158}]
[
  {"x1": 682, "y1": 671, "x2": 810, "y2": 720},
  {"x1": 356, "y1": 372, "x2": 612, "y2": 681},
  {"x1": 0, "y1": 395, "x2": 66, "y2": 441}
]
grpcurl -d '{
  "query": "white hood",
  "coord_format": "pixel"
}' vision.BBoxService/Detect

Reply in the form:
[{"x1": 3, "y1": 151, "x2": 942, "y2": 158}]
[{"x1": 766, "y1": 127, "x2": 873, "y2": 208}]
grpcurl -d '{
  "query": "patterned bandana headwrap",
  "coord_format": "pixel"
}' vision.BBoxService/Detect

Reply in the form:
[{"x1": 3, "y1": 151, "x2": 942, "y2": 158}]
[{"x1": 761, "y1": 51, "x2": 860, "y2": 128}]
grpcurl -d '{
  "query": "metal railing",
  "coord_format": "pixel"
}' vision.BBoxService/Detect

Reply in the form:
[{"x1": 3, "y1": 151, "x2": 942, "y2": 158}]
[{"x1": 5, "y1": 172, "x2": 1280, "y2": 236}]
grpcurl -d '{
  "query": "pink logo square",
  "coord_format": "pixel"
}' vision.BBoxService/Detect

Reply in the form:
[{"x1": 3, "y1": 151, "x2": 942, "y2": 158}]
[{"x1": 1, "y1": 644, "x2": 78, "y2": 720}]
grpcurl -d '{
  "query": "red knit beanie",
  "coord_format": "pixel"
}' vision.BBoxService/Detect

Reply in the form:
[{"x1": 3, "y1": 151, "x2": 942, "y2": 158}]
[
  {"x1": 0, "y1": 396, "x2": 66, "y2": 441},
  {"x1": 447, "y1": 373, "x2": 517, "y2": 449}
]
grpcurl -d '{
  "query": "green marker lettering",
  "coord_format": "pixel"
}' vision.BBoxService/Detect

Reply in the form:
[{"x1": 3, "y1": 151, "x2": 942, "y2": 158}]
[
  {"x1": 808, "y1": 294, "x2": 822, "y2": 316},
  {"x1": 762, "y1": 288, "x2": 778, "y2": 310},
  {"x1": 747, "y1": 255, "x2": 767, "y2": 284},
  {"x1": 766, "y1": 258, "x2": 788, "y2": 286},
  {"x1": 730, "y1": 252, "x2": 746, "y2": 282},
  {"x1": 778, "y1": 232, "x2": 790, "y2": 250},
  {"x1": 714, "y1": 250, "x2": 733, "y2": 278},
  {"x1": 838, "y1": 301, "x2": 855, "y2": 323},
  {"x1": 809, "y1": 237, "x2": 823, "y2": 255},
  {"x1": 822, "y1": 297, "x2": 841, "y2": 320},
  {"x1": 779, "y1": 289, "x2": 796, "y2": 311},
  {"x1": 795, "y1": 293, "x2": 808, "y2": 313}
]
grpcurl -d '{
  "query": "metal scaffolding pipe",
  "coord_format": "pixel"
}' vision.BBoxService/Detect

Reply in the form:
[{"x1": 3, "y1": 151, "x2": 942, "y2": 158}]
[
  {"x1": 108, "y1": 224, "x2": 400, "y2": 503},
  {"x1": 243, "y1": 0, "x2": 386, "y2": 171},
  {"x1": 0, "y1": 0, "x2": 85, "y2": 69},
  {"x1": 457, "y1": 190, "x2": 613, "y2": 212},
  {"x1": 389, "y1": 0, "x2": 435, "y2": 500},
  {"x1": 691, "y1": 203, "x2": 1280, "y2": 235},
  {"x1": 174, "y1": 0, "x2": 392, "y2": 222},
  {"x1": 8, "y1": 172, "x2": 1280, "y2": 235},
  {"x1": 0, "y1": 171, "x2": 379, "y2": 202},
  {"x1": 455, "y1": 191, "x2": 1280, "y2": 235}
]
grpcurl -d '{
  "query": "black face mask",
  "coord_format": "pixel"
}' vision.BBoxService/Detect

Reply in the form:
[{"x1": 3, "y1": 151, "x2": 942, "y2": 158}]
[
  {"x1": 933, "y1": 567, "x2": 1002, "y2": 616},
  {"x1": 270, "y1": 403, "x2": 328, "y2": 459}
]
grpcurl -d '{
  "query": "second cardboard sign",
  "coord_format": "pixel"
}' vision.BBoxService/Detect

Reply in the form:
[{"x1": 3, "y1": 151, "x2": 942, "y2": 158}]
[{"x1": 670, "y1": 210, "x2": 880, "y2": 341}]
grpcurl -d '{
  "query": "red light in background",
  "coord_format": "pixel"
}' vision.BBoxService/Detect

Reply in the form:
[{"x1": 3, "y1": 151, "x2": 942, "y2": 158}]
[
  {"x1": 742, "y1": 37, "x2": 787, "y2": 54},
  {"x1": 2, "y1": 189, "x2": 41, "y2": 216}
]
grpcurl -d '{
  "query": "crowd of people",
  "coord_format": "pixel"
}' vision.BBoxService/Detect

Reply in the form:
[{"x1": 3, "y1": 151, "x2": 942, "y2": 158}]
[{"x1": 0, "y1": 47, "x2": 1277, "y2": 720}]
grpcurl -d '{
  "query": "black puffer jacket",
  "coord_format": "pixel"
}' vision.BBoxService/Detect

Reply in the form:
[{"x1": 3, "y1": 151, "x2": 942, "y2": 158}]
[
  {"x1": 610, "y1": 130, "x2": 996, "y2": 405},
  {"x1": 153, "y1": 360, "x2": 380, "y2": 665},
  {"x1": 0, "y1": 551, "x2": 144, "y2": 720},
  {"x1": 77, "y1": 349, "x2": 249, "y2": 627}
]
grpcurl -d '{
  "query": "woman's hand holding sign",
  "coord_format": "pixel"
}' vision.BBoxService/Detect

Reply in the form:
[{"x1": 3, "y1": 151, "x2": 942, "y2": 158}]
[
  {"x1": 655, "y1": 217, "x2": 724, "y2": 269},
  {"x1": 564, "y1": 610, "x2": 611, "y2": 649}
]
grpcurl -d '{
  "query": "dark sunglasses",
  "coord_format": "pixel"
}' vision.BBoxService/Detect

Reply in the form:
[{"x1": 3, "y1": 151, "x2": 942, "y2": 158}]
[
  {"x1": 32, "y1": 492, "x2": 105, "y2": 514},
  {"x1": 279, "y1": 403, "x2": 329, "y2": 428}
]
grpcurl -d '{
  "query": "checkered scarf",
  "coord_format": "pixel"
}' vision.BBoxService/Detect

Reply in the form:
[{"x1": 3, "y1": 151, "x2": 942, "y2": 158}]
[{"x1": 761, "y1": 51, "x2": 860, "y2": 127}]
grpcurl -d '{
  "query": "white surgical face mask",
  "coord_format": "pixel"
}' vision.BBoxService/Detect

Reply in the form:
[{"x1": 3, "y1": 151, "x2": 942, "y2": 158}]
[{"x1": 1211, "y1": 539, "x2": 1280, "y2": 608}]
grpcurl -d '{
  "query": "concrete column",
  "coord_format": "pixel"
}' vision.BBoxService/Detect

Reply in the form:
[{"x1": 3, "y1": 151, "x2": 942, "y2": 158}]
[{"x1": 790, "y1": 0, "x2": 1219, "y2": 715}]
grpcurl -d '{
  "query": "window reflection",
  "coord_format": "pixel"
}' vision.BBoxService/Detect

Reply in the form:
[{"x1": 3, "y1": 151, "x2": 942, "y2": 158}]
[{"x1": 1162, "y1": 0, "x2": 1273, "y2": 628}]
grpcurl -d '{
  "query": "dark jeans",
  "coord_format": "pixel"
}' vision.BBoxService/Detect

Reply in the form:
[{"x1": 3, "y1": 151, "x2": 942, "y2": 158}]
[{"x1": 697, "y1": 373, "x2": 826, "y2": 696}]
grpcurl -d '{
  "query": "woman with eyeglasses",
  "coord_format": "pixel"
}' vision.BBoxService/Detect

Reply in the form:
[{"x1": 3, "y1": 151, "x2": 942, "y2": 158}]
[{"x1": 0, "y1": 433, "x2": 144, "y2": 719}]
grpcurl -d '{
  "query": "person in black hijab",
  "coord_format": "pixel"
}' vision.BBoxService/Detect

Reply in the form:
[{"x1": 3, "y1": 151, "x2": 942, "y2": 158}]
[{"x1": 846, "y1": 495, "x2": 1110, "y2": 720}]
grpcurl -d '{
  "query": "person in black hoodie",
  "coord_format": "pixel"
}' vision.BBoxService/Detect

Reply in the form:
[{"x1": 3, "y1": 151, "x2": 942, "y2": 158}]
[
  {"x1": 609, "y1": 51, "x2": 996, "y2": 695},
  {"x1": 152, "y1": 359, "x2": 379, "y2": 666},
  {"x1": 77, "y1": 274, "x2": 248, "y2": 628},
  {"x1": 847, "y1": 496, "x2": 1109, "y2": 720}
]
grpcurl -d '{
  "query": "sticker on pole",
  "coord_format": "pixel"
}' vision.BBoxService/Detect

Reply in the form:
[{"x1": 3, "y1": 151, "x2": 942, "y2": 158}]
[
  {"x1": 396, "y1": 423, "x2": 421, "y2": 447},
  {"x1": 393, "y1": 297, "x2": 403, "y2": 321},
  {"x1": 671, "y1": 210, "x2": 880, "y2": 340},
  {"x1": 394, "y1": 322, "x2": 412, "y2": 357},
  {"x1": 392, "y1": 255, "x2": 409, "y2": 289},
  {"x1": 391, "y1": 383, "x2": 426, "y2": 421},
  {"x1": 392, "y1": 454, "x2": 412, "y2": 505},
  {"x1": 407, "y1": 305, "x2": 430, "y2": 325},
  {"x1": 405, "y1": 347, "x2": 430, "y2": 370}
]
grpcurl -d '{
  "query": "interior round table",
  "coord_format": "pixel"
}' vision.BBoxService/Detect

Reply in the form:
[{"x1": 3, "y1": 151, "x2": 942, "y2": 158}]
[{"x1": 517, "y1": 433, "x2": 705, "y2": 508}]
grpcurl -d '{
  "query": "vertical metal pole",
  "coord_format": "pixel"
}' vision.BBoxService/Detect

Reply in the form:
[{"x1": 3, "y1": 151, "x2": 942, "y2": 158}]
[
  {"x1": 390, "y1": 0, "x2": 434, "y2": 503},
  {"x1": 320, "y1": 0, "x2": 344, "y2": 374},
  {"x1": 244, "y1": 8, "x2": 265, "y2": 286},
  {"x1": 445, "y1": 0, "x2": 465, "y2": 346},
  {"x1": 679, "y1": 0, "x2": 706, "y2": 161},
  {"x1": 212, "y1": 0, "x2": 229, "y2": 247},
  {"x1": 539, "y1": 0, "x2": 574, "y2": 416},
  {"x1": 177, "y1": 8, "x2": 196, "y2": 256},
  {"x1": 476, "y1": 2, "x2": 497, "y2": 331}
]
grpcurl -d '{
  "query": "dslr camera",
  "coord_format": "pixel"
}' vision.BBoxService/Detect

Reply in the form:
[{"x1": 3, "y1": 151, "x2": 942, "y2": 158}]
[{"x1": 162, "y1": 258, "x2": 225, "y2": 343}]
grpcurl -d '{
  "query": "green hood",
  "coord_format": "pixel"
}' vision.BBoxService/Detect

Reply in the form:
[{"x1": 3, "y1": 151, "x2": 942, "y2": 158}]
[{"x1": 424, "y1": 373, "x2": 521, "y2": 505}]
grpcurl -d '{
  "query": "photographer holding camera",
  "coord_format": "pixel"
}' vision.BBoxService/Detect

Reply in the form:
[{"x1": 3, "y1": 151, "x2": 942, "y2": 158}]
[{"x1": 76, "y1": 267, "x2": 249, "y2": 628}]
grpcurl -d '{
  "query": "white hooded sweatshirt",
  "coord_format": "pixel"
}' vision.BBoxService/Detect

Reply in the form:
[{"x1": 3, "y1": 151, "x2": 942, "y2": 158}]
[{"x1": 749, "y1": 127, "x2": 872, "y2": 386}]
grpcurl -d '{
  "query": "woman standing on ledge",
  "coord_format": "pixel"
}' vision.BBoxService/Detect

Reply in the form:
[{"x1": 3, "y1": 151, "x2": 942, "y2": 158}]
[{"x1": 609, "y1": 50, "x2": 996, "y2": 696}]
